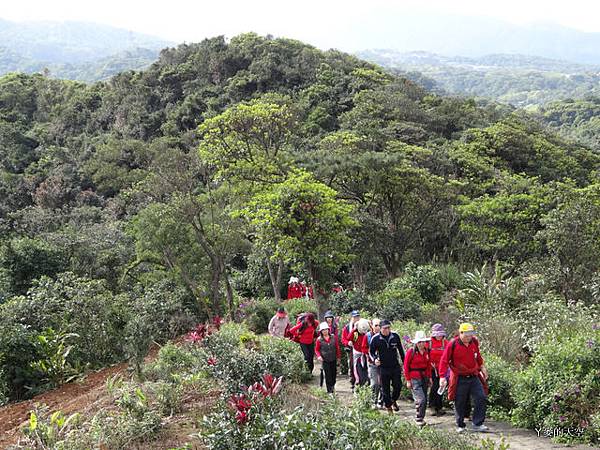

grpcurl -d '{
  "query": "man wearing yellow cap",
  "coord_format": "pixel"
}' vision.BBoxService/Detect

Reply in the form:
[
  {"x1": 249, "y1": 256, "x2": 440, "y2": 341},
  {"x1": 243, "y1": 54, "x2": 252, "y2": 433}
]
[{"x1": 439, "y1": 323, "x2": 489, "y2": 433}]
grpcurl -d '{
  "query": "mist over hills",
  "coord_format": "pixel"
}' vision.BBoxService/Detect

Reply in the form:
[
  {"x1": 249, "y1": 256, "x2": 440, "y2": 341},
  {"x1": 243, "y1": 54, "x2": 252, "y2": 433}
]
[{"x1": 0, "y1": 19, "x2": 171, "y2": 81}]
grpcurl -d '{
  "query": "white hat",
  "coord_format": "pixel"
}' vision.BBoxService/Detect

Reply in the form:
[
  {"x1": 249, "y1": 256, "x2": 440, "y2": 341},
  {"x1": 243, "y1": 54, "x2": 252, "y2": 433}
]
[
  {"x1": 318, "y1": 322, "x2": 330, "y2": 332},
  {"x1": 357, "y1": 318, "x2": 370, "y2": 334},
  {"x1": 288, "y1": 276, "x2": 299, "y2": 284},
  {"x1": 412, "y1": 330, "x2": 431, "y2": 343}
]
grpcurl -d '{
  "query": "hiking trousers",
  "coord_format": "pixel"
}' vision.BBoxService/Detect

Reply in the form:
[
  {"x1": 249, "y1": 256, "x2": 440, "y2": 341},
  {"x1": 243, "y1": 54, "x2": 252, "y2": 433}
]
[
  {"x1": 380, "y1": 366, "x2": 402, "y2": 407},
  {"x1": 455, "y1": 375, "x2": 487, "y2": 428}
]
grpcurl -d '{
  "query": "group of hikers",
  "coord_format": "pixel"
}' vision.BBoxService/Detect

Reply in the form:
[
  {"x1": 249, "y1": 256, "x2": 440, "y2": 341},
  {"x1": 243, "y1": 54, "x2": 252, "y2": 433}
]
[{"x1": 268, "y1": 307, "x2": 489, "y2": 433}]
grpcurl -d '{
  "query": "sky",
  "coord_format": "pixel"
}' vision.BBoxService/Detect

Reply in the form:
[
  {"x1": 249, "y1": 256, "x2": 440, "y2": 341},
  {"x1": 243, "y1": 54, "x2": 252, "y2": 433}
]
[{"x1": 2, "y1": 0, "x2": 600, "y2": 50}]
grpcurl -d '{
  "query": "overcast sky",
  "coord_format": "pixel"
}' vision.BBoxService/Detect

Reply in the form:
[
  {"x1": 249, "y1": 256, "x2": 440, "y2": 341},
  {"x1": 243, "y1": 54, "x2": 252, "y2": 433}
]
[{"x1": 2, "y1": 0, "x2": 599, "y2": 49}]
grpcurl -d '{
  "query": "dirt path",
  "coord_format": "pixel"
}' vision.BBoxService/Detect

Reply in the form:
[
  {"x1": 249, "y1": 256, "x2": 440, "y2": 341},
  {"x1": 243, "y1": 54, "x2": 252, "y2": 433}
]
[
  {"x1": 310, "y1": 367, "x2": 598, "y2": 450},
  {"x1": 0, "y1": 362, "x2": 129, "y2": 447}
]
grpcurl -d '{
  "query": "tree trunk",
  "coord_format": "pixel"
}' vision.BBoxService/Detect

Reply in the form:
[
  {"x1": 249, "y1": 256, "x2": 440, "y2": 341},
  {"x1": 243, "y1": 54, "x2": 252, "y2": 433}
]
[
  {"x1": 266, "y1": 255, "x2": 282, "y2": 302},
  {"x1": 308, "y1": 261, "x2": 325, "y2": 319},
  {"x1": 352, "y1": 262, "x2": 366, "y2": 291},
  {"x1": 210, "y1": 258, "x2": 222, "y2": 317},
  {"x1": 163, "y1": 247, "x2": 212, "y2": 318},
  {"x1": 220, "y1": 257, "x2": 235, "y2": 320}
]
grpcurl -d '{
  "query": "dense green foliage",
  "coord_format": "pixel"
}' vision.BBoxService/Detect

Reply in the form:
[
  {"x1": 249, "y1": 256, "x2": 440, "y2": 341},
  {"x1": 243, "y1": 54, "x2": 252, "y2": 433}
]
[{"x1": 1, "y1": 32, "x2": 599, "y2": 443}]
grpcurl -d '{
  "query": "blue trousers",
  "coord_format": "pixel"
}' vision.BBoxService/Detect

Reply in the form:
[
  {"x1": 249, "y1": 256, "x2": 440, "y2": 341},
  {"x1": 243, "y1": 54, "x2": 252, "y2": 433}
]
[{"x1": 454, "y1": 375, "x2": 487, "y2": 427}]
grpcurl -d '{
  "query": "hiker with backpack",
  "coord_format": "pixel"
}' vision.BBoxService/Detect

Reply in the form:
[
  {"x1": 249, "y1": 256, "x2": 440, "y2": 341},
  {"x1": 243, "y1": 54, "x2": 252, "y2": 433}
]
[
  {"x1": 315, "y1": 321, "x2": 341, "y2": 394},
  {"x1": 351, "y1": 318, "x2": 371, "y2": 388},
  {"x1": 429, "y1": 323, "x2": 449, "y2": 416},
  {"x1": 367, "y1": 318, "x2": 383, "y2": 409},
  {"x1": 369, "y1": 319, "x2": 405, "y2": 414},
  {"x1": 403, "y1": 330, "x2": 432, "y2": 426},
  {"x1": 341, "y1": 310, "x2": 361, "y2": 389},
  {"x1": 439, "y1": 322, "x2": 489, "y2": 433},
  {"x1": 268, "y1": 306, "x2": 290, "y2": 338},
  {"x1": 289, "y1": 312, "x2": 318, "y2": 373}
]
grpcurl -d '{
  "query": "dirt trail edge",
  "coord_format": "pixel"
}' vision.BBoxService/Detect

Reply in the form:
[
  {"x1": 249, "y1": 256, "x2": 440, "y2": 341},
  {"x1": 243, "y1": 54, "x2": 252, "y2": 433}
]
[{"x1": 310, "y1": 367, "x2": 597, "y2": 450}]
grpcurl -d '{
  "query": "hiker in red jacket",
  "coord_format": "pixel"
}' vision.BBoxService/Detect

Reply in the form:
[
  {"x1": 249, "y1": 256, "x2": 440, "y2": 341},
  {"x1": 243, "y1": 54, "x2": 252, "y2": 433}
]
[
  {"x1": 315, "y1": 322, "x2": 341, "y2": 394},
  {"x1": 404, "y1": 330, "x2": 432, "y2": 426},
  {"x1": 439, "y1": 323, "x2": 489, "y2": 433},
  {"x1": 351, "y1": 318, "x2": 371, "y2": 387},
  {"x1": 341, "y1": 310, "x2": 360, "y2": 389},
  {"x1": 287, "y1": 276, "x2": 302, "y2": 299},
  {"x1": 429, "y1": 323, "x2": 449, "y2": 416},
  {"x1": 289, "y1": 312, "x2": 318, "y2": 373}
]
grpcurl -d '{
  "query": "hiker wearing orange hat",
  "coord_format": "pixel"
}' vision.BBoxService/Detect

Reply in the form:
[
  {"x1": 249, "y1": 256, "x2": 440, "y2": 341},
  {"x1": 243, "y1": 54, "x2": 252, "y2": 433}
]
[{"x1": 439, "y1": 323, "x2": 489, "y2": 433}]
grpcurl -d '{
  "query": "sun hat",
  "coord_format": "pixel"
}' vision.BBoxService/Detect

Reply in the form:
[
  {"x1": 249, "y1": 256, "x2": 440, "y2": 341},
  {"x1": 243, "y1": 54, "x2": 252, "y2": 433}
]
[
  {"x1": 431, "y1": 323, "x2": 446, "y2": 337},
  {"x1": 318, "y1": 322, "x2": 330, "y2": 332},
  {"x1": 412, "y1": 330, "x2": 431, "y2": 343},
  {"x1": 324, "y1": 310, "x2": 335, "y2": 319}
]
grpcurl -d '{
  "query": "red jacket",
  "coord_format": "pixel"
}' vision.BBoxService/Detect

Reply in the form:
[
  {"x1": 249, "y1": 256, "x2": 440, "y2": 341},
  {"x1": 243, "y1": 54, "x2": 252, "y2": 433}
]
[
  {"x1": 341, "y1": 323, "x2": 354, "y2": 348},
  {"x1": 287, "y1": 283, "x2": 302, "y2": 299},
  {"x1": 404, "y1": 347, "x2": 432, "y2": 380},
  {"x1": 351, "y1": 332, "x2": 370, "y2": 355},
  {"x1": 429, "y1": 337, "x2": 449, "y2": 370},
  {"x1": 289, "y1": 321, "x2": 317, "y2": 345},
  {"x1": 438, "y1": 337, "x2": 484, "y2": 377},
  {"x1": 315, "y1": 334, "x2": 341, "y2": 360}
]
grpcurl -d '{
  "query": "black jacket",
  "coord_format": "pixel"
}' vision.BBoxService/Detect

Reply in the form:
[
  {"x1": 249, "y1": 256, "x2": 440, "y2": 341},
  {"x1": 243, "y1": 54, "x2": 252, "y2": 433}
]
[{"x1": 369, "y1": 332, "x2": 405, "y2": 369}]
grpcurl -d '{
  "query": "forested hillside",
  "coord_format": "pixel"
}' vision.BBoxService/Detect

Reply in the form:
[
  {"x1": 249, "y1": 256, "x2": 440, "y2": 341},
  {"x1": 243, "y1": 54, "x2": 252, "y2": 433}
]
[
  {"x1": 0, "y1": 33, "x2": 598, "y2": 447},
  {"x1": 359, "y1": 50, "x2": 600, "y2": 107}
]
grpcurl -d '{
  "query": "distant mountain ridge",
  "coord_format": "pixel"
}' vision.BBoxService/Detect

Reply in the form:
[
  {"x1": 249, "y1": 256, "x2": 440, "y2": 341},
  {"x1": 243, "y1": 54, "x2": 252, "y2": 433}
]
[
  {"x1": 358, "y1": 49, "x2": 600, "y2": 107},
  {"x1": 0, "y1": 18, "x2": 171, "y2": 82},
  {"x1": 0, "y1": 19, "x2": 171, "y2": 63},
  {"x1": 349, "y1": 14, "x2": 600, "y2": 66},
  {"x1": 357, "y1": 50, "x2": 600, "y2": 73}
]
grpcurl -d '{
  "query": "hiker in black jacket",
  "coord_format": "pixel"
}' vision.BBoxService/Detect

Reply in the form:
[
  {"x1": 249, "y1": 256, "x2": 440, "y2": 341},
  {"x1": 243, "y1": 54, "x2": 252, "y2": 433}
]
[{"x1": 369, "y1": 319, "x2": 405, "y2": 413}]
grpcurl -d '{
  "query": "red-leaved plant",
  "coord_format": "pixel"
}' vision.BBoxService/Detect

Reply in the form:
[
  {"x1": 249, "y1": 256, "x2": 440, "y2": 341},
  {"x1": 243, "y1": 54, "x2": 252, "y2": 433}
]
[{"x1": 227, "y1": 373, "x2": 284, "y2": 425}]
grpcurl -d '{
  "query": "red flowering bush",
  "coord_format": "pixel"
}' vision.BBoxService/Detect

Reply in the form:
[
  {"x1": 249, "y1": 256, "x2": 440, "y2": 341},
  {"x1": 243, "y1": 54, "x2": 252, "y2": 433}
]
[{"x1": 226, "y1": 373, "x2": 284, "y2": 426}]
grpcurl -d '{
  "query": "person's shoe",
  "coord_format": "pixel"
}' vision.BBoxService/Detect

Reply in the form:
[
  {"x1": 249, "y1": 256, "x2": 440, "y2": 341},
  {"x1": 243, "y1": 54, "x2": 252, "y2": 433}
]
[
  {"x1": 415, "y1": 418, "x2": 426, "y2": 427},
  {"x1": 392, "y1": 401, "x2": 400, "y2": 411},
  {"x1": 456, "y1": 426, "x2": 466, "y2": 434},
  {"x1": 471, "y1": 424, "x2": 489, "y2": 432}
]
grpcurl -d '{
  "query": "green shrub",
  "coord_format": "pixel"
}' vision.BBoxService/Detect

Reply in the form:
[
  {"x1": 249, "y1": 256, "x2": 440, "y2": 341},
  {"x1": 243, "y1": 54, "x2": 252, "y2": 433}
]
[
  {"x1": 485, "y1": 353, "x2": 518, "y2": 420},
  {"x1": 376, "y1": 285, "x2": 423, "y2": 322},
  {"x1": 256, "y1": 335, "x2": 311, "y2": 383},
  {"x1": 511, "y1": 327, "x2": 600, "y2": 444},
  {"x1": 16, "y1": 405, "x2": 82, "y2": 449},
  {"x1": 29, "y1": 328, "x2": 81, "y2": 390},
  {"x1": 0, "y1": 273, "x2": 128, "y2": 368},
  {"x1": 282, "y1": 297, "x2": 318, "y2": 322},
  {"x1": 397, "y1": 263, "x2": 444, "y2": 303},
  {"x1": 435, "y1": 262, "x2": 466, "y2": 291},
  {"x1": 0, "y1": 322, "x2": 40, "y2": 400},
  {"x1": 200, "y1": 385, "x2": 478, "y2": 450},
  {"x1": 129, "y1": 280, "x2": 198, "y2": 343},
  {"x1": 143, "y1": 342, "x2": 199, "y2": 383},
  {"x1": 419, "y1": 303, "x2": 462, "y2": 337},
  {"x1": 203, "y1": 323, "x2": 309, "y2": 392},
  {"x1": 327, "y1": 289, "x2": 377, "y2": 316},
  {"x1": 242, "y1": 297, "x2": 279, "y2": 333}
]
